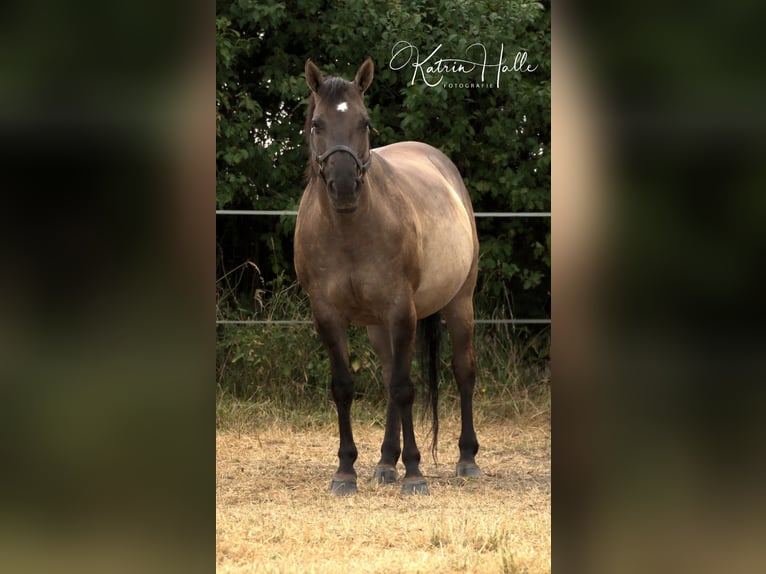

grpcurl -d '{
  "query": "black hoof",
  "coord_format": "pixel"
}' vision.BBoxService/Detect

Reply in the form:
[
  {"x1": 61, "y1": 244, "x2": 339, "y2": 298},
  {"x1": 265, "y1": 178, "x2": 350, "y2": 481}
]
[
  {"x1": 456, "y1": 462, "x2": 482, "y2": 478},
  {"x1": 401, "y1": 477, "x2": 429, "y2": 496},
  {"x1": 330, "y1": 477, "x2": 357, "y2": 496},
  {"x1": 373, "y1": 465, "x2": 398, "y2": 484}
]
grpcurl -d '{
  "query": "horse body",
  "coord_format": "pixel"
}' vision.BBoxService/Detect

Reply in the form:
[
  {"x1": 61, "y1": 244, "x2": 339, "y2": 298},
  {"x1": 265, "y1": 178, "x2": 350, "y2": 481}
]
[
  {"x1": 296, "y1": 141, "x2": 476, "y2": 325},
  {"x1": 294, "y1": 58, "x2": 481, "y2": 495}
]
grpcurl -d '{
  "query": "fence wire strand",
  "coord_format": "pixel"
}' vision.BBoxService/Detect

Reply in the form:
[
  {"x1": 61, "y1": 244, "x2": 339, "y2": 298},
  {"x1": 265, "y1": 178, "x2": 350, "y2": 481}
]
[
  {"x1": 216, "y1": 210, "x2": 550, "y2": 326},
  {"x1": 216, "y1": 210, "x2": 550, "y2": 218}
]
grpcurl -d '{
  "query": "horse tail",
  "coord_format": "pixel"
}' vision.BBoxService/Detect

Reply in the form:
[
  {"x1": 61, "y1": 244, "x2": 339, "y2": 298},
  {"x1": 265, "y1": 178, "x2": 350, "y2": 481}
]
[{"x1": 417, "y1": 312, "x2": 441, "y2": 464}]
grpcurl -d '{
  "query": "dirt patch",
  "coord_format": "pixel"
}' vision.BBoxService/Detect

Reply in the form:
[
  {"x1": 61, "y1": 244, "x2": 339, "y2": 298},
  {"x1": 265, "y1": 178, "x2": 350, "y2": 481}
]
[{"x1": 217, "y1": 413, "x2": 549, "y2": 573}]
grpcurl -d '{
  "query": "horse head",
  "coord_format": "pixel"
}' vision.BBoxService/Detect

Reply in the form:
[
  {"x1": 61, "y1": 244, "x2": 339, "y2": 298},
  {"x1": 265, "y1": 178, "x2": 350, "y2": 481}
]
[{"x1": 305, "y1": 58, "x2": 374, "y2": 213}]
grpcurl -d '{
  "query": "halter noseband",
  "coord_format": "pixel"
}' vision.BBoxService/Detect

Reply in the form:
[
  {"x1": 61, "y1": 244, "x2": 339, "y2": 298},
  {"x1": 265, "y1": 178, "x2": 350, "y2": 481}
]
[{"x1": 309, "y1": 133, "x2": 372, "y2": 182}]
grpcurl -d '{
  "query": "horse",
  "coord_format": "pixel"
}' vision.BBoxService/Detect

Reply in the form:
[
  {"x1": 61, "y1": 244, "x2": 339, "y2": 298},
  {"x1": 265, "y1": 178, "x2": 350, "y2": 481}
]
[{"x1": 294, "y1": 57, "x2": 481, "y2": 495}]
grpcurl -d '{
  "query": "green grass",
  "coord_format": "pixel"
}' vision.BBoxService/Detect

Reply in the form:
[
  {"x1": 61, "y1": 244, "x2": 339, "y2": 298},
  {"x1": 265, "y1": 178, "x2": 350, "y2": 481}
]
[{"x1": 216, "y1": 274, "x2": 550, "y2": 429}]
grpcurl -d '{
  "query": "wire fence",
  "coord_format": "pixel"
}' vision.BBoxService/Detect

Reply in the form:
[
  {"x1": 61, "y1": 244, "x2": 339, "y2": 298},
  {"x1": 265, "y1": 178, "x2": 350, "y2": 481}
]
[
  {"x1": 216, "y1": 210, "x2": 551, "y2": 218},
  {"x1": 216, "y1": 210, "x2": 551, "y2": 326}
]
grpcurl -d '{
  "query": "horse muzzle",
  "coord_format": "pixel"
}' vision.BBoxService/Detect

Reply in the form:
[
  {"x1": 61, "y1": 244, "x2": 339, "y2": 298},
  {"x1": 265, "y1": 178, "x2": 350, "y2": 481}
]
[
  {"x1": 324, "y1": 151, "x2": 366, "y2": 213},
  {"x1": 326, "y1": 177, "x2": 360, "y2": 213}
]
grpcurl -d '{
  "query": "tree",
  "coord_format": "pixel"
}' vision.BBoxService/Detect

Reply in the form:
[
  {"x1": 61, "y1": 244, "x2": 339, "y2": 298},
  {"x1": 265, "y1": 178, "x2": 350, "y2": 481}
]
[{"x1": 216, "y1": 0, "x2": 550, "y2": 319}]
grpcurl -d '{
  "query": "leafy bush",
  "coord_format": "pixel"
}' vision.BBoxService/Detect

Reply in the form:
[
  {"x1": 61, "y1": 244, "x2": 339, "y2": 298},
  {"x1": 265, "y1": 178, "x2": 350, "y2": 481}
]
[
  {"x1": 217, "y1": 268, "x2": 549, "y2": 415},
  {"x1": 216, "y1": 0, "x2": 550, "y2": 317},
  {"x1": 216, "y1": 0, "x2": 551, "y2": 406}
]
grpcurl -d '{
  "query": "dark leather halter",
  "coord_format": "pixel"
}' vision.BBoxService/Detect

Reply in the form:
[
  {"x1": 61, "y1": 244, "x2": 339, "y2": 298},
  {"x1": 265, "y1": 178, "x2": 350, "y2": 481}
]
[{"x1": 309, "y1": 131, "x2": 373, "y2": 182}]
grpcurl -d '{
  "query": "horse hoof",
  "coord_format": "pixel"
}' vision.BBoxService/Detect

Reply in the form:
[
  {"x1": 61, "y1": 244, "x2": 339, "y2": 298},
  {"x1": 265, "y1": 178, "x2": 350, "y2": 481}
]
[
  {"x1": 456, "y1": 462, "x2": 482, "y2": 478},
  {"x1": 373, "y1": 465, "x2": 398, "y2": 484},
  {"x1": 401, "y1": 477, "x2": 429, "y2": 496},
  {"x1": 330, "y1": 477, "x2": 357, "y2": 496}
]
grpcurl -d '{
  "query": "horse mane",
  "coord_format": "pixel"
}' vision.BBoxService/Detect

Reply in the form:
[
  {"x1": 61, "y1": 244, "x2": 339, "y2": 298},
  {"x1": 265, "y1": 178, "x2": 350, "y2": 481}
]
[{"x1": 304, "y1": 94, "x2": 318, "y2": 181}]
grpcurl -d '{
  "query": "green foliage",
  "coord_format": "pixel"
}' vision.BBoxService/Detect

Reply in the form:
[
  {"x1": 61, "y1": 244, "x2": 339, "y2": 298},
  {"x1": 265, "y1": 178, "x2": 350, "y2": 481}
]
[
  {"x1": 216, "y1": 0, "x2": 550, "y2": 318},
  {"x1": 217, "y1": 274, "x2": 550, "y2": 416},
  {"x1": 216, "y1": 1, "x2": 550, "y2": 404},
  {"x1": 216, "y1": 268, "x2": 386, "y2": 404},
  {"x1": 217, "y1": 322, "x2": 392, "y2": 405},
  {"x1": 216, "y1": 318, "x2": 550, "y2": 420}
]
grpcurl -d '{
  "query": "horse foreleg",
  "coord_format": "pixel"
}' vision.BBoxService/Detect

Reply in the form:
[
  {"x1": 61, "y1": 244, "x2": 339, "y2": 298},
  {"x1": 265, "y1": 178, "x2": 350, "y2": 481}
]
[
  {"x1": 315, "y1": 314, "x2": 358, "y2": 495},
  {"x1": 388, "y1": 303, "x2": 429, "y2": 495},
  {"x1": 367, "y1": 325, "x2": 400, "y2": 484}
]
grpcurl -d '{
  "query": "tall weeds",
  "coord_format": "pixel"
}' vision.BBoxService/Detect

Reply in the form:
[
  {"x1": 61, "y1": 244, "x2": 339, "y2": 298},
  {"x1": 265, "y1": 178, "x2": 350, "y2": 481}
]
[{"x1": 216, "y1": 268, "x2": 549, "y2": 424}]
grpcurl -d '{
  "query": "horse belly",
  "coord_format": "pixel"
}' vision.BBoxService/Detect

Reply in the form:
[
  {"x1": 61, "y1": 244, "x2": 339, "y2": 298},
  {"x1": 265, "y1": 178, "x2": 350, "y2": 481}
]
[{"x1": 413, "y1": 221, "x2": 474, "y2": 317}]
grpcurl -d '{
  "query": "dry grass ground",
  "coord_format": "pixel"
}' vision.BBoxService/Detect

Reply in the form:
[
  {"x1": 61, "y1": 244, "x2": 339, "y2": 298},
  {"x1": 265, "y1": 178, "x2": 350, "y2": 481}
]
[{"x1": 216, "y1": 408, "x2": 550, "y2": 573}]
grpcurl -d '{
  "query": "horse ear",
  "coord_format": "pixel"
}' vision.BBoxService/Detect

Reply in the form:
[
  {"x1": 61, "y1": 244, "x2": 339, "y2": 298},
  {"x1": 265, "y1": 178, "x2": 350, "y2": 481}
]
[
  {"x1": 354, "y1": 57, "x2": 374, "y2": 94},
  {"x1": 305, "y1": 59, "x2": 323, "y2": 93}
]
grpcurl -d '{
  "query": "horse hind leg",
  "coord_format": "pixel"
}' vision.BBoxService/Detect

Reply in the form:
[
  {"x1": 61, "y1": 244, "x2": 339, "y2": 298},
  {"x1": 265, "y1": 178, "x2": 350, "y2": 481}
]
[
  {"x1": 443, "y1": 292, "x2": 481, "y2": 478},
  {"x1": 367, "y1": 325, "x2": 400, "y2": 484}
]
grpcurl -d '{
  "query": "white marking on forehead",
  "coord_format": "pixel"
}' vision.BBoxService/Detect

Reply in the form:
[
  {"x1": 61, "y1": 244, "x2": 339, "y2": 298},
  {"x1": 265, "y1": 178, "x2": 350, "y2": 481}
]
[{"x1": 336, "y1": 101, "x2": 348, "y2": 112}]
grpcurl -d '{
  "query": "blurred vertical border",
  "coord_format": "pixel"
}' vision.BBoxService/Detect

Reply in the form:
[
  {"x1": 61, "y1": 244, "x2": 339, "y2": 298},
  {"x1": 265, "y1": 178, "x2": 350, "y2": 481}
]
[
  {"x1": 553, "y1": 1, "x2": 766, "y2": 573},
  {"x1": 0, "y1": 1, "x2": 214, "y2": 573}
]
